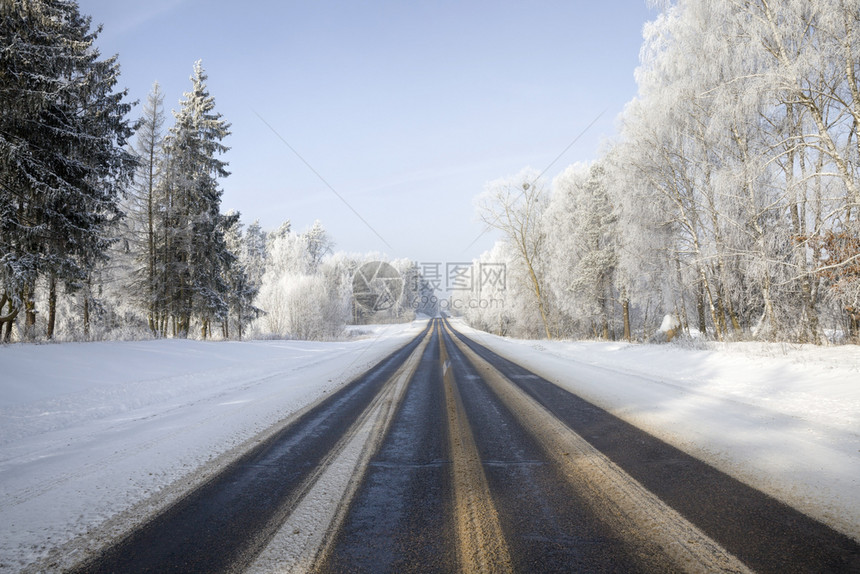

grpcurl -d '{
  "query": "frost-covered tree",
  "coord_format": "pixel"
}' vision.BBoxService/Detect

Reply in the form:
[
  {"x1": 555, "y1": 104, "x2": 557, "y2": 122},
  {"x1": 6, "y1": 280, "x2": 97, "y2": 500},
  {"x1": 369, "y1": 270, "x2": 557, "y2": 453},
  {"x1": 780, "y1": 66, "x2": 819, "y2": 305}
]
[
  {"x1": 606, "y1": 0, "x2": 859, "y2": 342},
  {"x1": 257, "y1": 273, "x2": 343, "y2": 340},
  {"x1": 604, "y1": 144, "x2": 676, "y2": 341},
  {"x1": 305, "y1": 219, "x2": 334, "y2": 272},
  {"x1": 546, "y1": 162, "x2": 620, "y2": 339},
  {"x1": 718, "y1": 0, "x2": 859, "y2": 341},
  {"x1": 220, "y1": 211, "x2": 258, "y2": 339},
  {"x1": 264, "y1": 221, "x2": 308, "y2": 277},
  {"x1": 253, "y1": 220, "x2": 349, "y2": 339},
  {"x1": 624, "y1": 2, "x2": 745, "y2": 341},
  {"x1": 126, "y1": 81, "x2": 166, "y2": 333},
  {"x1": 0, "y1": 0, "x2": 136, "y2": 341},
  {"x1": 475, "y1": 168, "x2": 553, "y2": 339},
  {"x1": 158, "y1": 60, "x2": 231, "y2": 338},
  {"x1": 450, "y1": 241, "x2": 518, "y2": 336}
]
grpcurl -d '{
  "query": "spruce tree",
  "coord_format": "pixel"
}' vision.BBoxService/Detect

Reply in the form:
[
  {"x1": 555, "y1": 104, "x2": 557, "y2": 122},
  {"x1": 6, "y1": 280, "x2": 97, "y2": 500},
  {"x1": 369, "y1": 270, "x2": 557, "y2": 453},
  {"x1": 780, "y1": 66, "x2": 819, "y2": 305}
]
[
  {"x1": 0, "y1": 0, "x2": 136, "y2": 341},
  {"x1": 221, "y1": 212, "x2": 259, "y2": 339},
  {"x1": 159, "y1": 60, "x2": 231, "y2": 337},
  {"x1": 242, "y1": 219, "x2": 268, "y2": 291}
]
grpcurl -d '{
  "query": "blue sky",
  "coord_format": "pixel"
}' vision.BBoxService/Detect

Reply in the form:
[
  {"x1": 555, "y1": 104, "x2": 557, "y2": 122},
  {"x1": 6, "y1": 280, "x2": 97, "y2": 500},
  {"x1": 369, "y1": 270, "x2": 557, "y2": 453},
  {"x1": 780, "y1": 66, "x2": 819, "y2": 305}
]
[{"x1": 77, "y1": 0, "x2": 657, "y2": 264}]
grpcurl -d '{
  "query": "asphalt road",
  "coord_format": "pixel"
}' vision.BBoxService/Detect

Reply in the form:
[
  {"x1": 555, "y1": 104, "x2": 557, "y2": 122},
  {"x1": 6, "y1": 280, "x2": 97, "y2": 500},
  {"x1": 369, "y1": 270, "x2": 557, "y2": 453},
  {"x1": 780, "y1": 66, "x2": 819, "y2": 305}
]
[{"x1": 69, "y1": 319, "x2": 860, "y2": 573}]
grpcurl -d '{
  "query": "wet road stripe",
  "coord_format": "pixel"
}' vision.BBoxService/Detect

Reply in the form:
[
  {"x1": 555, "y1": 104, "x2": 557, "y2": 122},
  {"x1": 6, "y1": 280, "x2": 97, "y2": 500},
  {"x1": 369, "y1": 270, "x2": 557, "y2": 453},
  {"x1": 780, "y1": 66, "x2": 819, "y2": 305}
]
[{"x1": 439, "y1": 325, "x2": 514, "y2": 574}]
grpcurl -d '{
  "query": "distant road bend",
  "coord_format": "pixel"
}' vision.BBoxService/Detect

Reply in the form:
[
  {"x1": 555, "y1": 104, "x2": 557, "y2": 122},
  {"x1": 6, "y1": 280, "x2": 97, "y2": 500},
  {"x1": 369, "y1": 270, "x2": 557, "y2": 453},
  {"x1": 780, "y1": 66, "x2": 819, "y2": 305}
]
[{"x1": 69, "y1": 319, "x2": 859, "y2": 573}]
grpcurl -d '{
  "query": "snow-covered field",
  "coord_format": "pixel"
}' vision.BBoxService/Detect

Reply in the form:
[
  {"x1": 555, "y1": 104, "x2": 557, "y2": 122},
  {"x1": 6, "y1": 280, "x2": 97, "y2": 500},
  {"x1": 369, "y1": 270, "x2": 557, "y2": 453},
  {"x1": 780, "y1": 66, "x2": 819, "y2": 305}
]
[
  {"x1": 452, "y1": 318, "x2": 860, "y2": 543},
  {"x1": 1, "y1": 319, "x2": 858, "y2": 571},
  {"x1": 0, "y1": 321, "x2": 426, "y2": 572}
]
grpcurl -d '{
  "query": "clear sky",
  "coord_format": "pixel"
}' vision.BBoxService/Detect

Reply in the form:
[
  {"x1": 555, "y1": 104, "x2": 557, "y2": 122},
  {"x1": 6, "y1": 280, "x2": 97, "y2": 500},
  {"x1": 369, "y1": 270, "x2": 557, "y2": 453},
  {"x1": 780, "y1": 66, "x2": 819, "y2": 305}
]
[{"x1": 76, "y1": 0, "x2": 657, "y2": 265}]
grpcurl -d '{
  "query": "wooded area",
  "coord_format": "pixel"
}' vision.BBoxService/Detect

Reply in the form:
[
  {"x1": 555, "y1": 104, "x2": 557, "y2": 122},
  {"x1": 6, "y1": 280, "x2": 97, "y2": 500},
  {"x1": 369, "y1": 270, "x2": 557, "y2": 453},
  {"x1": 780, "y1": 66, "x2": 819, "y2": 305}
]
[
  {"x1": 461, "y1": 0, "x2": 860, "y2": 344},
  {"x1": 2, "y1": 0, "x2": 859, "y2": 344}
]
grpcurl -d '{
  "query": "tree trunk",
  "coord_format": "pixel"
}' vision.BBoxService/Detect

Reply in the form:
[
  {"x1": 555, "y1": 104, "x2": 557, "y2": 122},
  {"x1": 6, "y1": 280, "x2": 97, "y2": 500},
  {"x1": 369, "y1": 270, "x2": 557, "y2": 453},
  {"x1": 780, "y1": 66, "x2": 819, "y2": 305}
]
[
  {"x1": 622, "y1": 298, "x2": 631, "y2": 342},
  {"x1": 147, "y1": 133, "x2": 157, "y2": 335},
  {"x1": 731, "y1": 126, "x2": 777, "y2": 340},
  {"x1": 715, "y1": 292, "x2": 728, "y2": 337},
  {"x1": 700, "y1": 267, "x2": 722, "y2": 341},
  {"x1": 523, "y1": 256, "x2": 552, "y2": 340},
  {"x1": 0, "y1": 292, "x2": 19, "y2": 343},
  {"x1": 784, "y1": 103, "x2": 821, "y2": 343},
  {"x1": 727, "y1": 296, "x2": 742, "y2": 336},
  {"x1": 47, "y1": 274, "x2": 57, "y2": 340},
  {"x1": 674, "y1": 254, "x2": 690, "y2": 335},
  {"x1": 23, "y1": 285, "x2": 36, "y2": 341},
  {"x1": 83, "y1": 290, "x2": 90, "y2": 341},
  {"x1": 848, "y1": 308, "x2": 859, "y2": 342}
]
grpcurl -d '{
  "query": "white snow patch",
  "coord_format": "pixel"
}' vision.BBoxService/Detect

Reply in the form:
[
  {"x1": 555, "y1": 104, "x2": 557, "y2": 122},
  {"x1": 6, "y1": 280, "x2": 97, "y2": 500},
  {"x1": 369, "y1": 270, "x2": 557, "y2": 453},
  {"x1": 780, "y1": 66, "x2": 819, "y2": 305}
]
[{"x1": 659, "y1": 313, "x2": 680, "y2": 332}]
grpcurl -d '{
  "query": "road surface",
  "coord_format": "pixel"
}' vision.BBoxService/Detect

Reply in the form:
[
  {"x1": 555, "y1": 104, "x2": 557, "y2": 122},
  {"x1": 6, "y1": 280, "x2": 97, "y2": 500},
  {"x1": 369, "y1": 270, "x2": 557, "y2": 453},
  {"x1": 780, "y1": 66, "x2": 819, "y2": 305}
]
[{"x1": 69, "y1": 319, "x2": 860, "y2": 573}]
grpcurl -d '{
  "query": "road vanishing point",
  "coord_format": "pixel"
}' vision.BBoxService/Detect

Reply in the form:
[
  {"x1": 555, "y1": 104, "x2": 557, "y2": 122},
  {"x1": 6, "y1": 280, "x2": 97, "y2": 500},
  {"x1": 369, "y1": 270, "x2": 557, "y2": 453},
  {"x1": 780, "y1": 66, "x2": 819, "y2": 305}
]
[{"x1": 66, "y1": 319, "x2": 859, "y2": 573}]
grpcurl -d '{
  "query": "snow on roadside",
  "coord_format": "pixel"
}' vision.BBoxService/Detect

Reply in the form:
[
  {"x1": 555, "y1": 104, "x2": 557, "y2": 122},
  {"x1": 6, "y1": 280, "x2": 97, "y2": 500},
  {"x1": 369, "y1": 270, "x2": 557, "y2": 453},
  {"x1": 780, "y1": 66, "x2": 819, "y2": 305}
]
[
  {"x1": 450, "y1": 318, "x2": 860, "y2": 542},
  {"x1": 0, "y1": 321, "x2": 426, "y2": 573}
]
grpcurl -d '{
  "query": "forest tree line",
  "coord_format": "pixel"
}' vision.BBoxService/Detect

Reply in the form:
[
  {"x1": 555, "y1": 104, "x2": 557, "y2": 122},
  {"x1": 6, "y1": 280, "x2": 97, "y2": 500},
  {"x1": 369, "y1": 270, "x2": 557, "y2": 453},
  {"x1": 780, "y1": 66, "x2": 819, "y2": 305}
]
[
  {"x1": 0, "y1": 0, "x2": 262, "y2": 341},
  {"x1": 3, "y1": 0, "x2": 860, "y2": 344},
  {"x1": 0, "y1": 1, "x2": 423, "y2": 342},
  {"x1": 458, "y1": 0, "x2": 860, "y2": 344}
]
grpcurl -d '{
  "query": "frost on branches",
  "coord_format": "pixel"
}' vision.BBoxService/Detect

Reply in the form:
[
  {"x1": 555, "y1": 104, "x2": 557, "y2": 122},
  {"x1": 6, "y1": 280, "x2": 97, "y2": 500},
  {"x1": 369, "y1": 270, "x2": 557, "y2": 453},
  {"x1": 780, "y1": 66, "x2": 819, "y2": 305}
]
[
  {"x1": 813, "y1": 231, "x2": 860, "y2": 339},
  {"x1": 0, "y1": 0, "x2": 136, "y2": 342},
  {"x1": 463, "y1": 0, "x2": 860, "y2": 344}
]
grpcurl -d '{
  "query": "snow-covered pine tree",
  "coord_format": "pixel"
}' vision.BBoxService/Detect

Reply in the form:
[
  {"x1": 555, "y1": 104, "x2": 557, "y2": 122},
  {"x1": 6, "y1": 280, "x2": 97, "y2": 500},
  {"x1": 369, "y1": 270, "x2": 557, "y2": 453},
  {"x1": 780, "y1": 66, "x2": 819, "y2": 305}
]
[
  {"x1": 221, "y1": 211, "x2": 259, "y2": 340},
  {"x1": 0, "y1": 0, "x2": 136, "y2": 341},
  {"x1": 158, "y1": 60, "x2": 231, "y2": 338},
  {"x1": 242, "y1": 219, "x2": 268, "y2": 292}
]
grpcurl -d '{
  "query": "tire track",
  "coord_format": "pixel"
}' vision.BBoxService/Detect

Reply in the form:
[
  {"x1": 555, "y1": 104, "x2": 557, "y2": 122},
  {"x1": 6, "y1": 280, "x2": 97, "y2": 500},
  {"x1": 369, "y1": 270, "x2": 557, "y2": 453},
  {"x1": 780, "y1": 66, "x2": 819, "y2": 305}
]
[
  {"x1": 245, "y1": 328, "x2": 432, "y2": 573},
  {"x1": 317, "y1": 321, "x2": 455, "y2": 573},
  {"x1": 443, "y1": 321, "x2": 753, "y2": 574},
  {"x1": 64, "y1": 323, "x2": 432, "y2": 574},
  {"x1": 439, "y1": 326, "x2": 514, "y2": 574},
  {"x1": 448, "y1": 321, "x2": 860, "y2": 573}
]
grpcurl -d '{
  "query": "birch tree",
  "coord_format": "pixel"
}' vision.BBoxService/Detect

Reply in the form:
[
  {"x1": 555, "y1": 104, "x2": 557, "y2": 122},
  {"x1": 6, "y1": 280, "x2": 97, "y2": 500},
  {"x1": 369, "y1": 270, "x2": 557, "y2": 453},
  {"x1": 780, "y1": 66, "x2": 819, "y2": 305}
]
[
  {"x1": 476, "y1": 169, "x2": 553, "y2": 339},
  {"x1": 544, "y1": 163, "x2": 621, "y2": 339}
]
